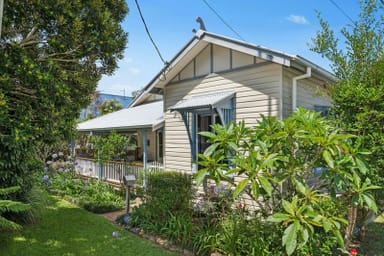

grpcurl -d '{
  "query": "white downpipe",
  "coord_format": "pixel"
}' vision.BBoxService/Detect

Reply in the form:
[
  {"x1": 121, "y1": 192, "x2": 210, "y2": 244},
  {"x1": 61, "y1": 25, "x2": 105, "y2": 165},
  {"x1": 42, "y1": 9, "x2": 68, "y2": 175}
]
[
  {"x1": 0, "y1": 0, "x2": 4, "y2": 39},
  {"x1": 292, "y1": 67, "x2": 311, "y2": 111}
]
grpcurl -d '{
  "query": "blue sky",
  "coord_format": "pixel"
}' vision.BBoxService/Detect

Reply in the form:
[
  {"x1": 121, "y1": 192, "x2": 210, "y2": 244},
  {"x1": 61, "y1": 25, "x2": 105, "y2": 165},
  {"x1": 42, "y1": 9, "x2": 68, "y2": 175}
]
[{"x1": 97, "y1": 0, "x2": 361, "y2": 96}]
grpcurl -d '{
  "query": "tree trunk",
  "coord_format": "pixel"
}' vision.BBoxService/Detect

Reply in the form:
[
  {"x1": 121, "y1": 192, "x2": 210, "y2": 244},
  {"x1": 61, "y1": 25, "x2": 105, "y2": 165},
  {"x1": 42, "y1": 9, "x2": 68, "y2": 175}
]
[{"x1": 345, "y1": 205, "x2": 358, "y2": 248}]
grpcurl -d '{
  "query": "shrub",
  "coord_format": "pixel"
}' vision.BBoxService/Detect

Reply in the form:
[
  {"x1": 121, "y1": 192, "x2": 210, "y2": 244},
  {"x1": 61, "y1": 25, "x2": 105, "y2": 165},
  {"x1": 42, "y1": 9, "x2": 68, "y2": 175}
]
[
  {"x1": 193, "y1": 210, "x2": 285, "y2": 256},
  {"x1": 129, "y1": 171, "x2": 194, "y2": 242},
  {"x1": 41, "y1": 153, "x2": 124, "y2": 213},
  {"x1": 78, "y1": 180, "x2": 124, "y2": 213}
]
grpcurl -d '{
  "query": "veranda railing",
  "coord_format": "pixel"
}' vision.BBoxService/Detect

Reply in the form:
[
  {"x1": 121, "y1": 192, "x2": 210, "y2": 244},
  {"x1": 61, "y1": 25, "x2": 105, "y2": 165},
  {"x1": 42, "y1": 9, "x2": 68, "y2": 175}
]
[{"x1": 75, "y1": 157, "x2": 164, "y2": 185}]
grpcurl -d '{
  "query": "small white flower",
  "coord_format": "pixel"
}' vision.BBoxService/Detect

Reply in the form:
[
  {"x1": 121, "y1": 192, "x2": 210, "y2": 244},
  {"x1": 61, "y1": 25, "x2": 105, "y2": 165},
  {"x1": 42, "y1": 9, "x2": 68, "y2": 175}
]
[
  {"x1": 58, "y1": 152, "x2": 64, "y2": 157},
  {"x1": 52, "y1": 153, "x2": 58, "y2": 159}
]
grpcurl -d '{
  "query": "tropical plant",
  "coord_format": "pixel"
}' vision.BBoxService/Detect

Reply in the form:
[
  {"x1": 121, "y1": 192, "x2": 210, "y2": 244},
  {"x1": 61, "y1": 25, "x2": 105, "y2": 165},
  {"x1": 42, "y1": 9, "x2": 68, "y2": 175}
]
[{"x1": 197, "y1": 108, "x2": 380, "y2": 254}]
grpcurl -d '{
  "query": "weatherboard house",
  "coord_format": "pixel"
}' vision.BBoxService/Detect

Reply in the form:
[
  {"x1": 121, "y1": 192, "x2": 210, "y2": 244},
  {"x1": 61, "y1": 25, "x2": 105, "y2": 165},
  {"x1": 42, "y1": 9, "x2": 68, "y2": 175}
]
[{"x1": 77, "y1": 30, "x2": 335, "y2": 174}]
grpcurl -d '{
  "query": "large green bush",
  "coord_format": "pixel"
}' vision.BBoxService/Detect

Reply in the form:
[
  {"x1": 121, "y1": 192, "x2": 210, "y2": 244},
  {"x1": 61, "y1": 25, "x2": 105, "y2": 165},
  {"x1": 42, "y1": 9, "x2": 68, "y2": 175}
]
[
  {"x1": 129, "y1": 171, "x2": 194, "y2": 246},
  {"x1": 198, "y1": 108, "x2": 380, "y2": 255}
]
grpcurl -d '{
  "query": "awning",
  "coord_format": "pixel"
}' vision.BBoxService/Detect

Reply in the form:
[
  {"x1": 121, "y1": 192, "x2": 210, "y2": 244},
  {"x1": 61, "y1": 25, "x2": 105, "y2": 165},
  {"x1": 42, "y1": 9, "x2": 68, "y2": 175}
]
[
  {"x1": 77, "y1": 101, "x2": 163, "y2": 132},
  {"x1": 169, "y1": 91, "x2": 235, "y2": 112}
]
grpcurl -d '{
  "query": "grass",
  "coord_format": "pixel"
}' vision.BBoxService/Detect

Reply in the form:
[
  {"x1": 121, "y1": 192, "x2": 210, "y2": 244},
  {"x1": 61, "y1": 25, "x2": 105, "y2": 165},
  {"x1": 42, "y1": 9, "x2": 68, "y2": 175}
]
[
  {"x1": 360, "y1": 212, "x2": 384, "y2": 256},
  {"x1": 0, "y1": 194, "x2": 178, "y2": 256}
]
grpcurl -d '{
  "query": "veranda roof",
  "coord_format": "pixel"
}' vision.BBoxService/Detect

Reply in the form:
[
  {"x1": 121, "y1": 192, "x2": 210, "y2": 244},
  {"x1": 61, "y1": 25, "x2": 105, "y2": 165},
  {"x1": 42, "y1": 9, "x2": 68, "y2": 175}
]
[{"x1": 77, "y1": 101, "x2": 163, "y2": 132}]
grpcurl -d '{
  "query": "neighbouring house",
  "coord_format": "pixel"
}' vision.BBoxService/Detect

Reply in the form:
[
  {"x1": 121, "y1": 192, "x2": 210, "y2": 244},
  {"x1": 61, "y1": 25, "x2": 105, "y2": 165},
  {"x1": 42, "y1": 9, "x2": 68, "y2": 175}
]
[
  {"x1": 79, "y1": 93, "x2": 133, "y2": 119},
  {"x1": 76, "y1": 29, "x2": 335, "y2": 179}
]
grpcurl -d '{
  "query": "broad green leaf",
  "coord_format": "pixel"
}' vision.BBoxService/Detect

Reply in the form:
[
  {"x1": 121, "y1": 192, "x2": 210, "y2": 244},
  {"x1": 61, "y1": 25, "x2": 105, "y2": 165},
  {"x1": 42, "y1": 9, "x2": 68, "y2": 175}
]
[
  {"x1": 362, "y1": 193, "x2": 378, "y2": 213},
  {"x1": 194, "y1": 169, "x2": 207, "y2": 186},
  {"x1": 355, "y1": 157, "x2": 368, "y2": 174},
  {"x1": 292, "y1": 177, "x2": 306, "y2": 195},
  {"x1": 283, "y1": 221, "x2": 299, "y2": 255},
  {"x1": 198, "y1": 131, "x2": 217, "y2": 140},
  {"x1": 267, "y1": 213, "x2": 291, "y2": 223},
  {"x1": 233, "y1": 178, "x2": 249, "y2": 198},
  {"x1": 322, "y1": 150, "x2": 334, "y2": 168},
  {"x1": 282, "y1": 199, "x2": 295, "y2": 216},
  {"x1": 251, "y1": 180, "x2": 259, "y2": 199},
  {"x1": 322, "y1": 219, "x2": 332, "y2": 232},
  {"x1": 363, "y1": 185, "x2": 381, "y2": 191},
  {"x1": 259, "y1": 175, "x2": 273, "y2": 196},
  {"x1": 203, "y1": 143, "x2": 218, "y2": 157},
  {"x1": 334, "y1": 229, "x2": 345, "y2": 248},
  {"x1": 302, "y1": 228, "x2": 309, "y2": 246},
  {"x1": 228, "y1": 142, "x2": 239, "y2": 151}
]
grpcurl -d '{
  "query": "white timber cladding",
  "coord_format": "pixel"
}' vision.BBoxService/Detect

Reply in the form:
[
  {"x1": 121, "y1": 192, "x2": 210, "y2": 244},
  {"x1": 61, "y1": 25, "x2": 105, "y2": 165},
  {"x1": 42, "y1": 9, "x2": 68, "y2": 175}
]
[
  {"x1": 164, "y1": 64, "x2": 282, "y2": 172},
  {"x1": 282, "y1": 67, "x2": 331, "y2": 118}
]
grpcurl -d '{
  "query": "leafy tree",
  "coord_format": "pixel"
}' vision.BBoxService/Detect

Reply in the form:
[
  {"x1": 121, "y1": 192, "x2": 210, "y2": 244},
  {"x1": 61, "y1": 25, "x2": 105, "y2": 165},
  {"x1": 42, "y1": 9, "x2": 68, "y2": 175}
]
[
  {"x1": 90, "y1": 131, "x2": 136, "y2": 185},
  {"x1": 197, "y1": 109, "x2": 380, "y2": 255},
  {"x1": 311, "y1": 0, "x2": 384, "y2": 241},
  {"x1": 98, "y1": 99, "x2": 123, "y2": 115},
  {"x1": 0, "y1": 1, "x2": 128, "y2": 193},
  {"x1": 91, "y1": 130, "x2": 136, "y2": 163},
  {"x1": 311, "y1": 0, "x2": 384, "y2": 186}
]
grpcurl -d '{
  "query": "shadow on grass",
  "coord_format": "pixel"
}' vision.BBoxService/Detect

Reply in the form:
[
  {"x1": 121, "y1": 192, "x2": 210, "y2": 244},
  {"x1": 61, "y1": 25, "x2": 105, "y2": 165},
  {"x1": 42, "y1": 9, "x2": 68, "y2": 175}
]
[
  {"x1": 1, "y1": 195, "x2": 176, "y2": 256},
  {"x1": 359, "y1": 213, "x2": 384, "y2": 256}
]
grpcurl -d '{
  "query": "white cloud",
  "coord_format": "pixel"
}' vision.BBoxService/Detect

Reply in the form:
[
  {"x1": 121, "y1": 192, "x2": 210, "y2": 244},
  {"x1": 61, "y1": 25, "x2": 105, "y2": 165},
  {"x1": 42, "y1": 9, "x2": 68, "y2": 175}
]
[
  {"x1": 128, "y1": 67, "x2": 141, "y2": 75},
  {"x1": 287, "y1": 15, "x2": 309, "y2": 25}
]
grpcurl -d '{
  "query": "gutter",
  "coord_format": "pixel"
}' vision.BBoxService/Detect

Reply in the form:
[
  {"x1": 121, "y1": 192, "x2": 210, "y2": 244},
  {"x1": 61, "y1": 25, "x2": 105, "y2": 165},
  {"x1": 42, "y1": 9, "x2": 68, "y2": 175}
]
[{"x1": 292, "y1": 67, "x2": 311, "y2": 111}]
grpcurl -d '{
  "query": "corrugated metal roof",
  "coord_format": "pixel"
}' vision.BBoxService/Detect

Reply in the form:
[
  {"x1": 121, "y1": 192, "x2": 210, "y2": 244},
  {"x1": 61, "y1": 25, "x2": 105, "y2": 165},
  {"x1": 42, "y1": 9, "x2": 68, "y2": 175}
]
[
  {"x1": 169, "y1": 91, "x2": 234, "y2": 112},
  {"x1": 77, "y1": 101, "x2": 163, "y2": 132}
]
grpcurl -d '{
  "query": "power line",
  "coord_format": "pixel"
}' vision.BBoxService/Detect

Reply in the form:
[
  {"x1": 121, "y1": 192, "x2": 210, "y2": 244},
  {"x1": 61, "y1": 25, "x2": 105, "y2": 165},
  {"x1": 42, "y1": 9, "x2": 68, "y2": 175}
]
[
  {"x1": 201, "y1": 0, "x2": 246, "y2": 41},
  {"x1": 134, "y1": 0, "x2": 167, "y2": 65},
  {"x1": 328, "y1": 0, "x2": 355, "y2": 24}
]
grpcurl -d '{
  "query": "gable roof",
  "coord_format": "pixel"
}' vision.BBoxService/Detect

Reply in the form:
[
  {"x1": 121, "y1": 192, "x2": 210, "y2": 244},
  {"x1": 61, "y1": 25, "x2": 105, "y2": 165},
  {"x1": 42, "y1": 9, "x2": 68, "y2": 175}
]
[
  {"x1": 131, "y1": 30, "x2": 336, "y2": 107},
  {"x1": 77, "y1": 101, "x2": 163, "y2": 132}
]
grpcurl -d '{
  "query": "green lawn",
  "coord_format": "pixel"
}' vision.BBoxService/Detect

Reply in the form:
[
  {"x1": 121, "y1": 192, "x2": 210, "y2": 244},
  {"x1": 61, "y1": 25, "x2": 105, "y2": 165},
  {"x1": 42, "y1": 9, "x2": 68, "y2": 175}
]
[
  {"x1": 0, "y1": 195, "x2": 178, "y2": 256},
  {"x1": 360, "y1": 212, "x2": 384, "y2": 256}
]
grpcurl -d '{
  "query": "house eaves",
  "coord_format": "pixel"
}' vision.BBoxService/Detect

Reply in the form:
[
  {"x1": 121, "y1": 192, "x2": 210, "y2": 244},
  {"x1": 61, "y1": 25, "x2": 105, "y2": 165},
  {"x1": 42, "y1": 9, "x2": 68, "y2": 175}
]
[
  {"x1": 77, "y1": 100, "x2": 163, "y2": 132},
  {"x1": 130, "y1": 30, "x2": 336, "y2": 107}
]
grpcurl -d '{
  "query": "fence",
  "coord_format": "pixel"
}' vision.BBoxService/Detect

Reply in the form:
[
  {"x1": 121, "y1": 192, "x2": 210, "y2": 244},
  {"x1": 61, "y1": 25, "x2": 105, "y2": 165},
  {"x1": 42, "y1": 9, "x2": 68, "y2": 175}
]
[{"x1": 75, "y1": 157, "x2": 164, "y2": 185}]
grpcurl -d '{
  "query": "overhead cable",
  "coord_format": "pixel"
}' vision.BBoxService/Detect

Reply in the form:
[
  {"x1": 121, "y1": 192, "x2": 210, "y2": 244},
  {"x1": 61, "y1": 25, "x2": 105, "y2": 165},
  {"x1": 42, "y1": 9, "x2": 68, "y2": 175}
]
[
  {"x1": 201, "y1": 0, "x2": 246, "y2": 41},
  {"x1": 134, "y1": 0, "x2": 167, "y2": 65}
]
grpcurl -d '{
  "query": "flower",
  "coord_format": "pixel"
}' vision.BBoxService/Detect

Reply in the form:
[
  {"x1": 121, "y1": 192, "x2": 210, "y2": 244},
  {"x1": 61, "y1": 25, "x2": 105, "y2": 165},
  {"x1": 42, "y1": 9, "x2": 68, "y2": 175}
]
[
  {"x1": 349, "y1": 248, "x2": 357, "y2": 256},
  {"x1": 238, "y1": 202, "x2": 243, "y2": 209},
  {"x1": 52, "y1": 153, "x2": 58, "y2": 159},
  {"x1": 58, "y1": 152, "x2": 64, "y2": 157},
  {"x1": 42, "y1": 175, "x2": 49, "y2": 182}
]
